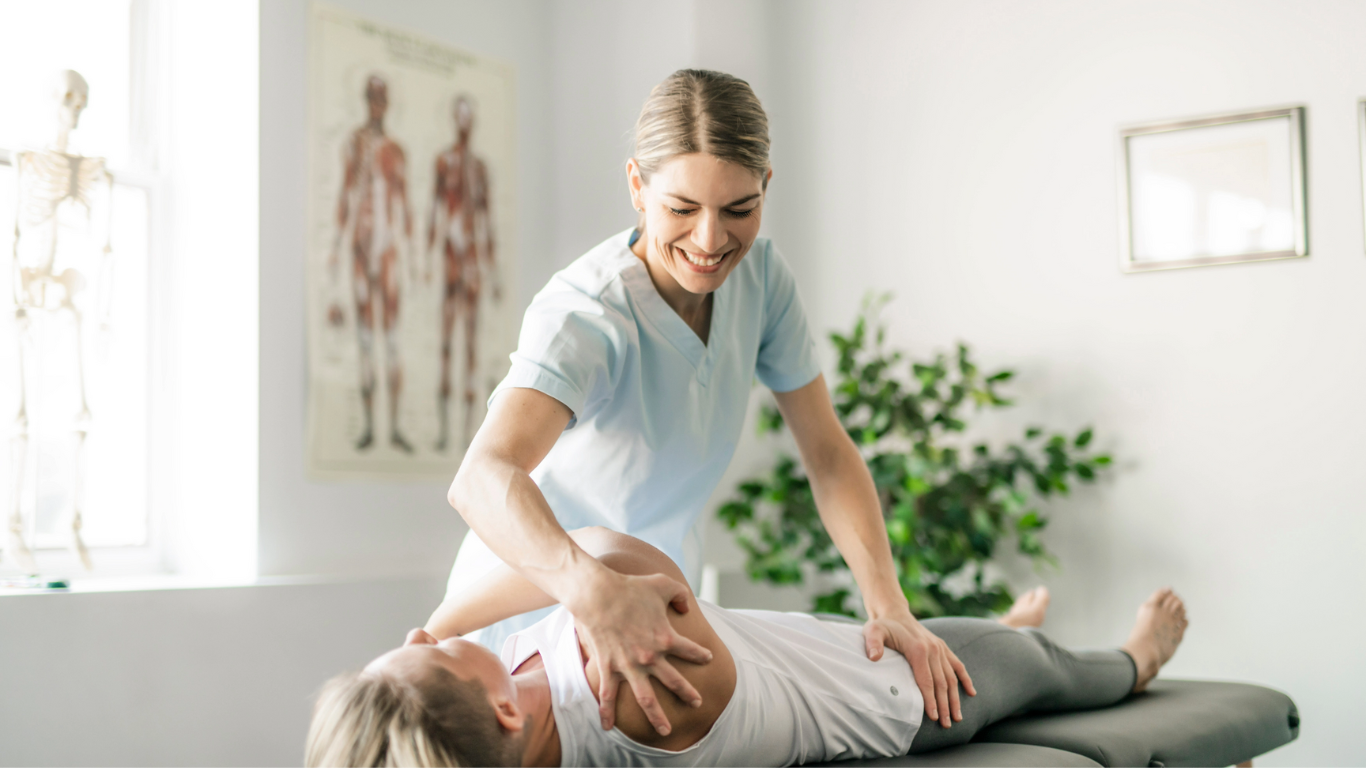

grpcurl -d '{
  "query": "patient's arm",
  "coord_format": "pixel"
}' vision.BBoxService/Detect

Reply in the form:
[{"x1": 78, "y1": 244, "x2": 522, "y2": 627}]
[
  {"x1": 425, "y1": 527, "x2": 639, "y2": 638},
  {"x1": 424, "y1": 559, "x2": 557, "y2": 639},
  {"x1": 424, "y1": 528, "x2": 737, "y2": 750}
]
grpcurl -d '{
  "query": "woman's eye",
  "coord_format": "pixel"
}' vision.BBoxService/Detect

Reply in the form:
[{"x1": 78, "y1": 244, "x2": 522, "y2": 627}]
[
  {"x1": 669, "y1": 207, "x2": 694, "y2": 216},
  {"x1": 726, "y1": 208, "x2": 756, "y2": 218}
]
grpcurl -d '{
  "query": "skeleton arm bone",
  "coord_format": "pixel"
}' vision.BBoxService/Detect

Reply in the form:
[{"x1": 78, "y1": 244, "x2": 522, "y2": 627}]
[{"x1": 95, "y1": 168, "x2": 114, "y2": 329}]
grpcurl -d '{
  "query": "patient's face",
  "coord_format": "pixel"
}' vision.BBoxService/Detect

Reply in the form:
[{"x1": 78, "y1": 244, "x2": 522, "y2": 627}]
[{"x1": 366, "y1": 629, "x2": 514, "y2": 702}]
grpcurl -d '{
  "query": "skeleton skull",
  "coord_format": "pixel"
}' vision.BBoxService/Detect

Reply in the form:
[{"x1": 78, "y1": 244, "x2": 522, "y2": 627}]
[{"x1": 54, "y1": 69, "x2": 89, "y2": 134}]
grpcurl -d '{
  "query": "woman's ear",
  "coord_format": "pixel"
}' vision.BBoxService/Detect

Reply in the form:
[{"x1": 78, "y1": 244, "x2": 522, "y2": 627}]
[
  {"x1": 490, "y1": 695, "x2": 525, "y2": 734},
  {"x1": 625, "y1": 158, "x2": 646, "y2": 211}
]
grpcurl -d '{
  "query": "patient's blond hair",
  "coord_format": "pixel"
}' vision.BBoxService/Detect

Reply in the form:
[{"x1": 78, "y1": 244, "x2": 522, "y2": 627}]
[{"x1": 305, "y1": 666, "x2": 519, "y2": 767}]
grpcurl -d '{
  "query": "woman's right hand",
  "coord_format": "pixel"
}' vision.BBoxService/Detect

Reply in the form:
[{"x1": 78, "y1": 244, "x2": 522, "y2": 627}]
[{"x1": 571, "y1": 569, "x2": 714, "y2": 735}]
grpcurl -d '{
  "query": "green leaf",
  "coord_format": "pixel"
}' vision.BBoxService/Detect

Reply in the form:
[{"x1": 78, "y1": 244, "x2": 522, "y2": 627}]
[
  {"x1": 717, "y1": 501, "x2": 753, "y2": 528},
  {"x1": 986, "y1": 370, "x2": 1014, "y2": 383},
  {"x1": 887, "y1": 518, "x2": 912, "y2": 545},
  {"x1": 1092, "y1": 455, "x2": 1112, "y2": 466},
  {"x1": 758, "y1": 405, "x2": 785, "y2": 435},
  {"x1": 1074, "y1": 428, "x2": 1093, "y2": 448},
  {"x1": 1025, "y1": 426, "x2": 1043, "y2": 439},
  {"x1": 812, "y1": 589, "x2": 857, "y2": 617}
]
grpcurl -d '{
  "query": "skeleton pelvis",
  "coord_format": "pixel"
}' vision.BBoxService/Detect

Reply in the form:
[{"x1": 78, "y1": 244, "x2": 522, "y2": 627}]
[{"x1": 18, "y1": 268, "x2": 85, "y2": 311}]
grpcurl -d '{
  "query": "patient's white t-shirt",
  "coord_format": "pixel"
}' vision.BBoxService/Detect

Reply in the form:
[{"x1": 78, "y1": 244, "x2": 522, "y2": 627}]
[{"x1": 502, "y1": 601, "x2": 923, "y2": 766}]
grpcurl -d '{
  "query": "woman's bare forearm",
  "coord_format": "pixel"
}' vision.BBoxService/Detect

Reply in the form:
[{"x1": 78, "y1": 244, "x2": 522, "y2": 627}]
[
  {"x1": 805, "y1": 439, "x2": 910, "y2": 618},
  {"x1": 775, "y1": 376, "x2": 910, "y2": 619},
  {"x1": 448, "y1": 390, "x2": 616, "y2": 615}
]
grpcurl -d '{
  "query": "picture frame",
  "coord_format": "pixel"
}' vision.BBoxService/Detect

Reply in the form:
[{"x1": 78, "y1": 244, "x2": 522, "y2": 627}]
[
  {"x1": 1117, "y1": 105, "x2": 1307, "y2": 274},
  {"x1": 1359, "y1": 98, "x2": 1366, "y2": 252}
]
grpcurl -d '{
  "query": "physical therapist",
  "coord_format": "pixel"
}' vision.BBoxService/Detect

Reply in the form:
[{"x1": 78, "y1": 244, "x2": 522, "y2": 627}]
[{"x1": 441, "y1": 69, "x2": 974, "y2": 738}]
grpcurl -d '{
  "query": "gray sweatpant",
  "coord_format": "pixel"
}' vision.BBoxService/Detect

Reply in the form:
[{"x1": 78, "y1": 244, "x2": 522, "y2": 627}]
[{"x1": 907, "y1": 618, "x2": 1136, "y2": 753}]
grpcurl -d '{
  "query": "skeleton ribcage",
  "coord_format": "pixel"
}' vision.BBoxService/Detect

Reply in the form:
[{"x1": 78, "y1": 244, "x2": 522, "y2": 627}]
[{"x1": 17, "y1": 150, "x2": 105, "y2": 229}]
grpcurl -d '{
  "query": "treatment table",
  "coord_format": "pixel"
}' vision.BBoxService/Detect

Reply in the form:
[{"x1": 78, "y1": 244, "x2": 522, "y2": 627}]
[{"x1": 815, "y1": 679, "x2": 1298, "y2": 766}]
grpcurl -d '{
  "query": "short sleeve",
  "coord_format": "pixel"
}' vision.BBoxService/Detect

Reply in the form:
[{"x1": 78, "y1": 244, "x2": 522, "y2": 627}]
[
  {"x1": 489, "y1": 280, "x2": 628, "y2": 429},
  {"x1": 755, "y1": 243, "x2": 821, "y2": 392}
]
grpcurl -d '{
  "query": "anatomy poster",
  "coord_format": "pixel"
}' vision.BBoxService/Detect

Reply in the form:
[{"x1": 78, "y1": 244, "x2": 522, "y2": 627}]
[{"x1": 307, "y1": 3, "x2": 517, "y2": 479}]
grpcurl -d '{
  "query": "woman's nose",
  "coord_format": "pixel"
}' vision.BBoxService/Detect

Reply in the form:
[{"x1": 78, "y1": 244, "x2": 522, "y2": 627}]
[
  {"x1": 404, "y1": 628, "x2": 436, "y2": 646},
  {"x1": 692, "y1": 211, "x2": 727, "y2": 253}
]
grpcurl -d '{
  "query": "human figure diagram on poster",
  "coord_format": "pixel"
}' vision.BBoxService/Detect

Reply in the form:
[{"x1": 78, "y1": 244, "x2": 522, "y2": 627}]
[
  {"x1": 428, "y1": 94, "x2": 500, "y2": 453},
  {"x1": 328, "y1": 74, "x2": 416, "y2": 455}
]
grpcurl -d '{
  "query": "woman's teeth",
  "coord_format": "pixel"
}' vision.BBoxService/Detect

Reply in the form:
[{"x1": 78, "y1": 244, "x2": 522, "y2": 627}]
[{"x1": 680, "y1": 248, "x2": 724, "y2": 267}]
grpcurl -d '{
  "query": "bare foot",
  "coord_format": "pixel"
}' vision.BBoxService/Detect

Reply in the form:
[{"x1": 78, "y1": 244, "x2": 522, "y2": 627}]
[
  {"x1": 999, "y1": 586, "x2": 1050, "y2": 629},
  {"x1": 1121, "y1": 588, "x2": 1188, "y2": 692}
]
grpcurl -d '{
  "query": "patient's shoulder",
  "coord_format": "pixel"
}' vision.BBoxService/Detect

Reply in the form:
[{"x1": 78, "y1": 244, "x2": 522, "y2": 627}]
[{"x1": 580, "y1": 594, "x2": 737, "y2": 751}]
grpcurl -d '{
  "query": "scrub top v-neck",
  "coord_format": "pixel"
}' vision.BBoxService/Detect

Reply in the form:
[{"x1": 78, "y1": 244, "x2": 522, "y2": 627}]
[{"x1": 446, "y1": 228, "x2": 820, "y2": 650}]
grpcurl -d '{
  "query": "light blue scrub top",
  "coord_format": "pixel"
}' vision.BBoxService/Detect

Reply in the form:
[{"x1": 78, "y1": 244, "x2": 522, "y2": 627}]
[{"x1": 447, "y1": 229, "x2": 820, "y2": 651}]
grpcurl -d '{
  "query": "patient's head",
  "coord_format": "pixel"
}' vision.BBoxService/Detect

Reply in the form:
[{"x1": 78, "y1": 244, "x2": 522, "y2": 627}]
[{"x1": 306, "y1": 629, "x2": 525, "y2": 767}]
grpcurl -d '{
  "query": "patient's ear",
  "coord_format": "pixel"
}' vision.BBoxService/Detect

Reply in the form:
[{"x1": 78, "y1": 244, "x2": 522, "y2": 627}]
[{"x1": 491, "y1": 695, "x2": 524, "y2": 734}]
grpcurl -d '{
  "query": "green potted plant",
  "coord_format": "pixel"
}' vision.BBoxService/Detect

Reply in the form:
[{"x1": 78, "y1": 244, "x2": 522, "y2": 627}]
[{"x1": 718, "y1": 296, "x2": 1113, "y2": 618}]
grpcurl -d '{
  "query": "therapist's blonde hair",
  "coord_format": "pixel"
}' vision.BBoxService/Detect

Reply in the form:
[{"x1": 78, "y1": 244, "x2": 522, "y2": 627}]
[
  {"x1": 633, "y1": 69, "x2": 770, "y2": 210},
  {"x1": 305, "y1": 666, "x2": 520, "y2": 767}
]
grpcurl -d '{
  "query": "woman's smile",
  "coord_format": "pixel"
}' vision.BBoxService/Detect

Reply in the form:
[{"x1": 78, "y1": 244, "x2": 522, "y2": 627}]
[{"x1": 676, "y1": 244, "x2": 729, "y2": 272}]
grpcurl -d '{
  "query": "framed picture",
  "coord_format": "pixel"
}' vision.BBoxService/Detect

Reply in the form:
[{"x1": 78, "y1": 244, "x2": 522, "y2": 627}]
[
  {"x1": 1117, "y1": 105, "x2": 1307, "y2": 273},
  {"x1": 1359, "y1": 98, "x2": 1366, "y2": 252}
]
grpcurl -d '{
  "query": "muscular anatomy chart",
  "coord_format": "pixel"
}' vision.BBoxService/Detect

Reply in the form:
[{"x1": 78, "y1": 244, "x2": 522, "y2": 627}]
[
  {"x1": 430, "y1": 96, "x2": 499, "y2": 452},
  {"x1": 308, "y1": 4, "x2": 516, "y2": 479}
]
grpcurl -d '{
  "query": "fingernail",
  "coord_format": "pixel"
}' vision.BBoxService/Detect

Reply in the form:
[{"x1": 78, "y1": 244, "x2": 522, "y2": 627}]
[
  {"x1": 658, "y1": 726, "x2": 671, "y2": 736},
  {"x1": 692, "y1": 699, "x2": 702, "y2": 708}
]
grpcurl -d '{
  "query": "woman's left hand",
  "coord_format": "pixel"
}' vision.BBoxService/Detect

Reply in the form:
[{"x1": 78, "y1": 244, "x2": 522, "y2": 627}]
[{"x1": 864, "y1": 609, "x2": 976, "y2": 729}]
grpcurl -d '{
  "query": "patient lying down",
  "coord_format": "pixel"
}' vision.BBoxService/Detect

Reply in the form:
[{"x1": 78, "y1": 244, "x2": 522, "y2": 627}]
[{"x1": 306, "y1": 528, "x2": 1187, "y2": 767}]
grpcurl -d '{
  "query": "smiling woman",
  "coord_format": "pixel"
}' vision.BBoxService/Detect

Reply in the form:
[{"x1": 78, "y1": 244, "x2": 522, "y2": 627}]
[{"x1": 443, "y1": 69, "x2": 974, "y2": 742}]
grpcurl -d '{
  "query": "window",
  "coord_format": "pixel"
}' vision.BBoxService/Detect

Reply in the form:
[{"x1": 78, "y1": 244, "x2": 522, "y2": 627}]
[
  {"x1": 1, "y1": 1, "x2": 258, "y2": 582},
  {"x1": 1, "y1": 0, "x2": 158, "y2": 576}
]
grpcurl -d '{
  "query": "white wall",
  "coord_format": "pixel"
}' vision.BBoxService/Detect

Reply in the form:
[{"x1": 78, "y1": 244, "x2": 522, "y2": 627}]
[
  {"x1": 760, "y1": 1, "x2": 1366, "y2": 764},
  {"x1": 0, "y1": 577, "x2": 444, "y2": 766}
]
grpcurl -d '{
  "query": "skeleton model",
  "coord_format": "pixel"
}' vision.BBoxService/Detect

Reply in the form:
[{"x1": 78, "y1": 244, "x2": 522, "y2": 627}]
[
  {"x1": 6, "y1": 70, "x2": 113, "y2": 572},
  {"x1": 331, "y1": 75, "x2": 415, "y2": 453},
  {"x1": 428, "y1": 95, "x2": 499, "y2": 452}
]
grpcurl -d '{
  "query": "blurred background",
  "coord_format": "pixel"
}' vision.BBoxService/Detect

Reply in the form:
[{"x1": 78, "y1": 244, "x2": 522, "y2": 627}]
[{"x1": 1, "y1": 1, "x2": 1363, "y2": 765}]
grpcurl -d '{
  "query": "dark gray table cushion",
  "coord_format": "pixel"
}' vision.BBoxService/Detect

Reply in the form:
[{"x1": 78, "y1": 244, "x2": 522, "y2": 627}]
[
  {"x1": 973, "y1": 679, "x2": 1299, "y2": 767},
  {"x1": 815, "y1": 742, "x2": 1103, "y2": 767}
]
